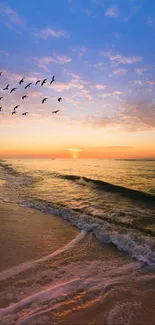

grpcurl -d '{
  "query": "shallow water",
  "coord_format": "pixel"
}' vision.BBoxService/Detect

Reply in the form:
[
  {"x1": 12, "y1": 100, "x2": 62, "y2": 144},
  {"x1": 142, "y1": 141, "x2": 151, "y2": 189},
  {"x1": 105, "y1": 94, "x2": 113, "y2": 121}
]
[{"x1": 0, "y1": 158, "x2": 155, "y2": 324}]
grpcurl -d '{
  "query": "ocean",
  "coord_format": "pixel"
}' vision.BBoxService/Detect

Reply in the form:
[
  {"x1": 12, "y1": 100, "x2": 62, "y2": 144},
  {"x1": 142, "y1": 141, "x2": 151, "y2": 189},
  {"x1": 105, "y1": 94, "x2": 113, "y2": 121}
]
[{"x1": 0, "y1": 158, "x2": 155, "y2": 324}]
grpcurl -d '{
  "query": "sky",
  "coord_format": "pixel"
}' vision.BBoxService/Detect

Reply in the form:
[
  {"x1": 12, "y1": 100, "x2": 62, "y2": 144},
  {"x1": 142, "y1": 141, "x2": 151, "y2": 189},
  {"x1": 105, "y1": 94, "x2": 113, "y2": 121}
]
[{"x1": 0, "y1": 0, "x2": 155, "y2": 158}]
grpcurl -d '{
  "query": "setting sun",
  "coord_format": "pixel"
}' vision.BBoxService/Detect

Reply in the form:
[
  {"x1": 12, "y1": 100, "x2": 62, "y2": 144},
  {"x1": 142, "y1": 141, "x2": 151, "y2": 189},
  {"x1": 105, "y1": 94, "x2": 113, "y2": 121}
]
[{"x1": 73, "y1": 154, "x2": 77, "y2": 158}]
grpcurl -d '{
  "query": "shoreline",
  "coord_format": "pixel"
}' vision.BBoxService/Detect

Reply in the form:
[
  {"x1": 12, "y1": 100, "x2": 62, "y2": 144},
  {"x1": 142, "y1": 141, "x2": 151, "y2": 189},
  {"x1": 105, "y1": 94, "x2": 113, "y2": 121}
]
[{"x1": 0, "y1": 200, "x2": 79, "y2": 271}]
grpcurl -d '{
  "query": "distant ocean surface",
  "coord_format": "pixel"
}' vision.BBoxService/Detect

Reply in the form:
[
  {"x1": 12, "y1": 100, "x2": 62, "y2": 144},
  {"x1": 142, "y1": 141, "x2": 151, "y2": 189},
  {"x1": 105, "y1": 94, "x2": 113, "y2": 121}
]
[{"x1": 0, "y1": 158, "x2": 155, "y2": 324}]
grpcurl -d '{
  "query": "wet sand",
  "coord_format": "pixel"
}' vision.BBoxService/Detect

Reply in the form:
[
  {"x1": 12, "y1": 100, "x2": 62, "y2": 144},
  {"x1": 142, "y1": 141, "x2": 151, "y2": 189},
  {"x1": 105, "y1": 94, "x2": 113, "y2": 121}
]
[
  {"x1": 0, "y1": 200, "x2": 78, "y2": 270},
  {"x1": 0, "y1": 201, "x2": 155, "y2": 325}
]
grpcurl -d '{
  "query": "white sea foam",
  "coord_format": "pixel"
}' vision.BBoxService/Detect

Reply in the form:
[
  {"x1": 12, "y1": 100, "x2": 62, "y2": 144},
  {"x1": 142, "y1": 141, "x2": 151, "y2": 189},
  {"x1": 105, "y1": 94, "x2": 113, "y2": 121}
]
[{"x1": 0, "y1": 230, "x2": 86, "y2": 281}]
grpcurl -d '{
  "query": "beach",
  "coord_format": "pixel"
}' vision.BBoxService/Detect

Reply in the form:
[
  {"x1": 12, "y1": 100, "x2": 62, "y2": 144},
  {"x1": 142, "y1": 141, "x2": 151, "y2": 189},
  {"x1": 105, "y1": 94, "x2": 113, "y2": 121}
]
[{"x1": 0, "y1": 159, "x2": 155, "y2": 324}]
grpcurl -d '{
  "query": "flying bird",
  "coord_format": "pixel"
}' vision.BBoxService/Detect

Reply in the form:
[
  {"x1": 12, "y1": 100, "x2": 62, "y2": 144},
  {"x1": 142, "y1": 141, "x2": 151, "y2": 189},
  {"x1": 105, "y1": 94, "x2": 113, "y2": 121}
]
[
  {"x1": 35, "y1": 80, "x2": 41, "y2": 85},
  {"x1": 58, "y1": 97, "x2": 62, "y2": 102},
  {"x1": 3, "y1": 84, "x2": 9, "y2": 90},
  {"x1": 52, "y1": 110, "x2": 59, "y2": 114},
  {"x1": 50, "y1": 76, "x2": 55, "y2": 84},
  {"x1": 22, "y1": 112, "x2": 28, "y2": 116},
  {"x1": 0, "y1": 72, "x2": 2, "y2": 76},
  {"x1": 13, "y1": 105, "x2": 20, "y2": 110},
  {"x1": 42, "y1": 97, "x2": 48, "y2": 104},
  {"x1": 10, "y1": 88, "x2": 17, "y2": 93},
  {"x1": 0, "y1": 97, "x2": 3, "y2": 100},
  {"x1": 0, "y1": 107, "x2": 2, "y2": 112},
  {"x1": 41, "y1": 79, "x2": 47, "y2": 86},
  {"x1": 19, "y1": 78, "x2": 24, "y2": 85},
  {"x1": 22, "y1": 95, "x2": 28, "y2": 100},
  {"x1": 25, "y1": 83, "x2": 32, "y2": 89},
  {"x1": 12, "y1": 111, "x2": 16, "y2": 115}
]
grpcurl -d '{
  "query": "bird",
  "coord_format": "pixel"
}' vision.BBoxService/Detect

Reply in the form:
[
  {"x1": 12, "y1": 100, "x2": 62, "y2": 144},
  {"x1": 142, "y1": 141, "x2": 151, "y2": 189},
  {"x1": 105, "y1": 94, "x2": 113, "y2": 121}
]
[
  {"x1": 58, "y1": 97, "x2": 62, "y2": 102},
  {"x1": 3, "y1": 84, "x2": 9, "y2": 90},
  {"x1": 50, "y1": 76, "x2": 55, "y2": 84},
  {"x1": 10, "y1": 88, "x2": 17, "y2": 93},
  {"x1": 52, "y1": 110, "x2": 59, "y2": 114},
  {"x1": 22, "y1": 95, "x2": 28, "y2": 100},
  {"x1": 12, "y1": 111, "x2": 16, "y2": 115},
  {"x1": 35, "y1": 80, "x2": 41, "y2": 85},
  {"x1": 0, "y1": 107, "x2": 2, "y2": 112},
  {"x1": 41, "y1": 79, "x2": 47, "y2": 86},
  {"x1": 13, "y1": 105, "x2": 20, "y2": 110},
  {"x1": 25, "y1": 83, "x2": 32, "y2": 89},
  {"x1": 42, "y1": 98, "x2": 48, "y2": 104},
  {"x1": 19, "y1": 78, "x2": 24, "y2": 85},
  {"x1": 0, "y1": 97, "x2": 3, "y2": 100},
  {"x1": 0, "y1": 72, "x2": 2, "y2": 76},
  {"x1": 22, "y1": 112, "x2": 28, "y2": 116}
]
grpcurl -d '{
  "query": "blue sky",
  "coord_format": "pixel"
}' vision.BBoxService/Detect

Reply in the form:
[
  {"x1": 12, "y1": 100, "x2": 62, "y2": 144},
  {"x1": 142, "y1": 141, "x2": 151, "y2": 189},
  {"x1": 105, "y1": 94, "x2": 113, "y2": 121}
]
[{"x1": 0, "y1": 0, "x2": 155, "y2": 157}]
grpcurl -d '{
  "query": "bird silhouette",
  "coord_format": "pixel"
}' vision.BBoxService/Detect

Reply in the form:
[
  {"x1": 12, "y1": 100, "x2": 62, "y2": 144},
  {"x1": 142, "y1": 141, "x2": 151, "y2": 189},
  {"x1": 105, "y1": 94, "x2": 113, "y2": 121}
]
[
  {"x1": 41, "y1": 79, "x2": 47, "y2": 86},
  {"x1": 52, "y1": 110, "x2": 59, "y2": 114},
  {"x1": 19, "y1": 78, "x2": 24, "y2": 85},
  {"x1": 0, "y1": 72, "x2": 2, "y2": 76},
  {"x1": 13, "y1": 105, "x2": 20, "y2": 110},
  {"x1": 35, "y1": 80, "x2": 41, "y2": 85},
  {"x1": 3, "y1": 84, "x2": 9, "y2": 90},
  {"x1": 10, "y1": 88, "x2": 17, "y2": 93},
  {"x1": 12, "y1": 111, "x2": 16, "y2": 115},
  {"x1": 50, "y1": 76, "x2": 55, "y2": 84},
  {"x1": 42, "y1": 98, "x2": 48, "y2": 104},
  {"x1": 58, "y1": 97, "x2": 62, "y2": 102},
  {"x1": 0, "y1": 107, "x2": 2, "y2": 111},
  {"x1": 22, "y1": 112, "x2": 28, "y2": 116},
  {"x1": 25, "y1": 83, "x2": 32, "y2": 89},
  {"x1": 22, "y1": 95, "x2": 28, "y2": 100},
  {"x1": 0, "y1": 97, "x2": 3, "y2": 100}
]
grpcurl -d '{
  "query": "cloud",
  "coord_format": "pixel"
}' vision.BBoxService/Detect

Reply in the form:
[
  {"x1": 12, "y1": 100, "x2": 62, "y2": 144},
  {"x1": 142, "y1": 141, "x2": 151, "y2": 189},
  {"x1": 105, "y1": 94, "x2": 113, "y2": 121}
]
[
  {"x1": 112, "y1": 68, "x2": 128, "y2": 76},
  {"x1": 0, "y1": 4, "x2": 26, "y2": 33},
  {"x1": 87, "y1": 61, "x2": 104, "y2": 69},
  {"x1": 100, "y1": 91, "x2": 124, "y2": 97},
  {"x1": 86, "y1": 99, "x2": 155, "y2": 131},
  {"x1": 135, "y1": 68, "x2": 147, "y2": 75},
  {"x1": 35, "y1": 27, "x2": 70, "y2": 39},
  {"x1": 101, "y1": 52, "x2": 143, "y2": 66},
  {"x1": 95, "y1": 84, "x2": 107, "y2": 90},
  {"x1": 134, "y1": 80, "x2": 143, "y2": 85},
  {"x1": 147, "y1": 81, "x2": 155, "y2": 86},
  {"x1": 0, "y1": 50, "x2": 8, "y2": 56},
  {"x1": 34, "y1": 55, "x2": 71, "y2": 70},
  {"x1": 105, "y1": 5, "x2": 119, "y2": 18}
]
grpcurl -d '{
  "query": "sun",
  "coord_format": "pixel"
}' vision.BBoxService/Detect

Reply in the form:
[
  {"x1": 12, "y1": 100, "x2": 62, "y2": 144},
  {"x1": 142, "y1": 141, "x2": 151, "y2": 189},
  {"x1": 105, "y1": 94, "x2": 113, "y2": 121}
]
[{"x1": 73, "y1": 154, "x2": 77, "y2": 158}]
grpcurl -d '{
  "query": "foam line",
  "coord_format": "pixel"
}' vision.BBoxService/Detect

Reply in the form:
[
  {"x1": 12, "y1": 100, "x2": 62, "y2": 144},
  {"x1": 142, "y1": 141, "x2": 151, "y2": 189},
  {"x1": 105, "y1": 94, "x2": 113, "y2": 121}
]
[
  {"x1": 0, "y1": 278, "x2": 80, "y2": 318},
  {"x1": 0, "y1": 230, "x2": 86, "y2": 281}
]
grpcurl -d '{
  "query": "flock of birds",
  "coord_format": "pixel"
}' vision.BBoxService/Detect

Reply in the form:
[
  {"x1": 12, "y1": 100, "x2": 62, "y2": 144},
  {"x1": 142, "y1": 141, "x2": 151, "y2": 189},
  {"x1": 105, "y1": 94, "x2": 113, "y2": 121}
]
[{"x1": 0, "y1": 71, "x2": 62, "y2": 115}]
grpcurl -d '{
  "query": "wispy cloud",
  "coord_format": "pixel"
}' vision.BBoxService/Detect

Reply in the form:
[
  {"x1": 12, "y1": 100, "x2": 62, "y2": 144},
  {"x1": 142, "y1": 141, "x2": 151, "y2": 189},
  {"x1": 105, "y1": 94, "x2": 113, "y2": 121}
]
[
  {"x1": 101, "y1": 51, "x2": 143, "y2": 66},
  {"x1": 95, "y1": 84, "x2": 107, "y2": 90},
  {"x1": 134, "y1": 80, "x2": 143, "y2": 85},
  {"x1": 146, "y1": 81, "x2": 155, "y2": 87},
  {"x1": 111, "y1": 68, "x2": 128, "y2": 76},
  {"x1": 0, "y1": 50, "x2": 8, "y2": 56},
  {"x1": 0, "y1": 4, "x2": 26, "y2": 33},
  {"x1": 86, "y1": 99, "x2": 155, "y2": 131},
  {"x1": 87, "y1": 61, "x2": 104, "y2": 69},
  {"x1": 101, "y1": 91, "x2": 124, "y2": 97},
  {"x1": 135, "y1": 68, "x2": 147, "y2": 75},
  {"x1": 105, "y1": 5, "x2": 119, "y2": 18},
  {"x1": 35, "y1": 27, "x2": 70, "y2": 39},
  {"x1": 34, "y1": 55, "x2": 71, "y2": 70}
]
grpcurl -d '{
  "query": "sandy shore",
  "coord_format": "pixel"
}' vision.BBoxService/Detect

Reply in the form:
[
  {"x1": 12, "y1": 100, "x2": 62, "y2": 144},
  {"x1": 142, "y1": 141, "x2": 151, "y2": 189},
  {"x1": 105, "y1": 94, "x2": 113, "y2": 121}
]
[
  {"x1": 0, "y1": 200, "x2": 78, "y2": 270},
  {"x1": 1, "y1": 200, "x2": 155, "y2": 325}
]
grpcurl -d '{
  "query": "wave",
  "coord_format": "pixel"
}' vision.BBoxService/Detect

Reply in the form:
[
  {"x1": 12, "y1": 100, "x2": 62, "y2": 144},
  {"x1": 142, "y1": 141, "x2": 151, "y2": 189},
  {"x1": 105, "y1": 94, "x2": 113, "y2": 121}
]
[{"x1": 57, "y1": 174, "x2": 155, "y2": 203}]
